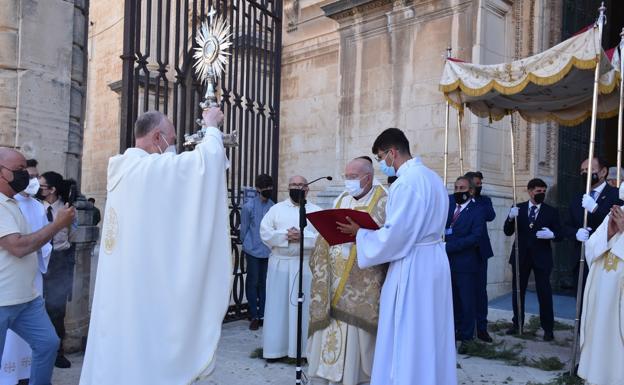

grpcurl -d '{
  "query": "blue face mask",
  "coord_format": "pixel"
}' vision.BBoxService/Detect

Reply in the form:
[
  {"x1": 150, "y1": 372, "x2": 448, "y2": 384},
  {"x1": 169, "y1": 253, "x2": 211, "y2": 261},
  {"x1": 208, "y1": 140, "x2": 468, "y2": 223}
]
[{"x1": 379, "y1": 152, "x2": 396, "y2": 177}]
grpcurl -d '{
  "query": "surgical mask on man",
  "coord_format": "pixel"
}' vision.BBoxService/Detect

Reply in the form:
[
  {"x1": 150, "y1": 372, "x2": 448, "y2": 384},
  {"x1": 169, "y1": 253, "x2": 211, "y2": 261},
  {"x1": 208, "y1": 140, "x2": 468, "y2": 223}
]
[
  {"x1": 454, "y1": 191, "x2": 470, "y2": 205},
  {"x1": 379, "y1": 152, "x2": 396, "y2": 177},
  {"x1": 289, "y1": 189, "x2": 304, "y2": 204},
  {"x1": 24, "y1": 177, "x2": 40, "y2": 196},
  {"x1": 162, "y1": 136, "x2": 177, "y2": 154},
  {"x1": 260, "y1": 189, "x2": 272, "y2": 199},
  {"x1": 345, "y1": 177, "x2": 365, "y2": 197},
  {"x1": 581, "y1": 172, "x2": 600, "y2": 186},
  {"x1": 474, "y1": 186, "x2": 482, "y2": 197},
  {"x1": 619, "y1": 183, "x2": 624, "y2": 201},
  {"x1": 533, "y1": 192, "x2": 546, "y2": 204}
]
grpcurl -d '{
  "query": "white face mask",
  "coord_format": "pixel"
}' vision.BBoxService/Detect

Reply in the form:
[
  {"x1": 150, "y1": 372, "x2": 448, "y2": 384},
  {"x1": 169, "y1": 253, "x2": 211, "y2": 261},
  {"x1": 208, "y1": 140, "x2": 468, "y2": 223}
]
[
  {"x1": 159, "y1": 135, "x2": 177, "y2": 154},
  {"x1": 619, "y1": 183, "x2": 624, "y2": 201},
  {"x1": 345, "y1": 177, "x2": 365, "y2": 197},
  {"x1": 24, "y1": 177, "x2": 40, "y2": 196}
]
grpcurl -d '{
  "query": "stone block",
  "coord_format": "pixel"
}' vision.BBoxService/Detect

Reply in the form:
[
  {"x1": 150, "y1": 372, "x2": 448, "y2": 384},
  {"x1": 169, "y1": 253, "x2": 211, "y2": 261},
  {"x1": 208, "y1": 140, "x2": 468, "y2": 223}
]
[
  {"x1": 0, "y1": 70, "x2": 17, "y2": 108},
  {"x1": 0, "y1": 31, "x2": 18, "y2": 69},
  {"x1": 0, "y1": 0, "x2": 18, "y2": 30}
]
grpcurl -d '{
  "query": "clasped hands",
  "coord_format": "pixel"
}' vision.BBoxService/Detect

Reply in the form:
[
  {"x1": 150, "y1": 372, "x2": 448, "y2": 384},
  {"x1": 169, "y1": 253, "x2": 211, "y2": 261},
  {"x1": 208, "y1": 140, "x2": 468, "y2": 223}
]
[
  {"x1": 287, "y1": 227, "x2": 301, "y2": 242},
  {"x1": 607, "y1": 205, "x2": 624, "y2": 239}
]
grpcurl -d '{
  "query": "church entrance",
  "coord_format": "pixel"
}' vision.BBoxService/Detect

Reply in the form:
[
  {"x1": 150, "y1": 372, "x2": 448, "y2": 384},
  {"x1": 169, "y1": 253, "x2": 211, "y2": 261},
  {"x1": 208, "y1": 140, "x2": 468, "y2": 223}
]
[
  {"x1": 119, "y1": 0, "x2": 284, "y2": 321},
  {"x1": 554, "y1": 0, "x2": 623, "y2": 292}
]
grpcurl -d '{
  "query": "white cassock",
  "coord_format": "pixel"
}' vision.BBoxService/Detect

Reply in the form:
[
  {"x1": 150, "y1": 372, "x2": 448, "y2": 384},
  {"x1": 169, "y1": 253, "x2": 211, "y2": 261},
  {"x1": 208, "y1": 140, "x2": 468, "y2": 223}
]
[
  {"x1": 0, "y1": 195, "x2": 51, "y2": 385},
  {"x1": 79, "y1": 127, "x2": 232, "y2": 385},
  {"x1": 578, "y1": 210, "x2": 624, "y2": 385},
  {"x1": 355, "y1": 158, "x2": 457, "y2": 385},
  {"x1": 260, "y1": 199, "x2": 321, "y2": 358}
]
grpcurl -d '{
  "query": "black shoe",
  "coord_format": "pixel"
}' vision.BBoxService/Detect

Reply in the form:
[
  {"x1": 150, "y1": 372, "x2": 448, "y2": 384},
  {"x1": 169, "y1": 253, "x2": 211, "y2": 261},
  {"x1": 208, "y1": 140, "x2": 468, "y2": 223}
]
[
  {"x1": 259, "y1": 319, "x2": 264, "y2": 327},
  {"x1": 505, "y1": 326, "x2": 518, "y2": 335},
  {"x1": 477, "y1": 330, "x2": 493, "y2": 343},
  {"x1": 249, "y1": 319, "x2": 261, "y2": 331},
  {"x1": 543, "y1": 331, "x2": 554, "y2": 341},
  {"x1": 55, "y1": 354, "x2": 71, "y2": 368}
]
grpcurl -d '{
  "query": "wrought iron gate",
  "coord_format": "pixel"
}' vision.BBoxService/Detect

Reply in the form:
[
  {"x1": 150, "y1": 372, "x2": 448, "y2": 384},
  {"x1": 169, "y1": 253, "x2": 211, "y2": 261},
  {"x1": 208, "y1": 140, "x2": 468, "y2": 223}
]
[{"x1": 119, "y1": 0, "x2": 283, "y2": 321}]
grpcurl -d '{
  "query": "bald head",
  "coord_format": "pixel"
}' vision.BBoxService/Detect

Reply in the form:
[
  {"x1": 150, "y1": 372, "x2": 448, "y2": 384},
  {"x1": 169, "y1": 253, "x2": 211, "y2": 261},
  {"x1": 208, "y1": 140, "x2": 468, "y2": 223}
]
[
  {"x1": 288, "y1": 175, "x2": 307, "y2": 185},
  {"x1": 347, "y1": 158, "x2": 374, "y2": 176},
  {"x1": 0, "y1": 147, "x2": 27, "y2": 197}
]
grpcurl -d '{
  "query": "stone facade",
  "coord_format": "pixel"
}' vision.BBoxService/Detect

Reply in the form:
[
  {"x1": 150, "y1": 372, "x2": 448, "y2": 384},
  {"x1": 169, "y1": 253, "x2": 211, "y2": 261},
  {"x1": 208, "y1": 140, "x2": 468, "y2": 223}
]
[
  {"x1": 80, "y1": 0, "x2": 564, "y2": 300},
  {"x1": 0, "y1": 0, "x2": 96, "y2": 352}
]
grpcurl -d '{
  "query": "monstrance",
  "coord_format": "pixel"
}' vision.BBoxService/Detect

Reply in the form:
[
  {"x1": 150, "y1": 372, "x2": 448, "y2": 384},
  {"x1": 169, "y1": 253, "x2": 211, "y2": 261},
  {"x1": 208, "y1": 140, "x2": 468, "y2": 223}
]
[{"x1": 184, "y1": 7, "x2": 236, "y2": 148}]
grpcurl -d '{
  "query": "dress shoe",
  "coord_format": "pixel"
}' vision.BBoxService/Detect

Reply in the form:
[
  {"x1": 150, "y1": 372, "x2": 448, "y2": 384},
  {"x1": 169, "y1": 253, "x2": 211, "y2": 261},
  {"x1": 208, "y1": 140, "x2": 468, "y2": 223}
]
[
  {"x1": 55, "y1": 354, "x2": 71, "y2": 368},
  {"x1": 543, "y1": 331, "x2": 554, "y2": 341},
  {"x1": 249, "y1": 319, "x2": 261, "y2": 331},
  {"x1": 505, "y1": 326, "x2": 518, "y2": 335},
  {"x1": 477, "y1": 330, "x2": 493, "y2": 343}
]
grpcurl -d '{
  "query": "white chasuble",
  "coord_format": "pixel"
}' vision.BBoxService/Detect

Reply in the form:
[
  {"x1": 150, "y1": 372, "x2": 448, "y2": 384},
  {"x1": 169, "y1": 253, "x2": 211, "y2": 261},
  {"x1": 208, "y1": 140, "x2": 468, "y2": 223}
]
[
  {"x1": 355, "y1": 158, "x2": 457, "y2": 385},
  {"x1": 579, "y1": 210, "x2": 624, "y2": 385},
  {"x1": 79, "y1": 127, "x2": 232, "y2": 385},
  {"x1": 260, "y1": 199, "x2": 321, "y2": 359},
  {"x1": 307, "y1": 184, "x2": 387, "y2": 385},
  {"x1": 0, "y1": 195, "x2": 50, "y2": 385}
]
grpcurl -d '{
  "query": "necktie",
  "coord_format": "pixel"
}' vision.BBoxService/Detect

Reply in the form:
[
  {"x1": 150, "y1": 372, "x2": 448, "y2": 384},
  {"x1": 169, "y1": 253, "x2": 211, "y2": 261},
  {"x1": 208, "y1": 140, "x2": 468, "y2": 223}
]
[
  {"x1": 450, "y1": 204, "x2": 462, "y2": 226},
  {"x1": 46, "y1": 206, "x2": 53, "y2": 222},
  {"x1": 529, "y1": 205, "x2": 537, "y2": 227},
  {"x1": 590, "y1": 190, "x2": 597, "y2": 200}
]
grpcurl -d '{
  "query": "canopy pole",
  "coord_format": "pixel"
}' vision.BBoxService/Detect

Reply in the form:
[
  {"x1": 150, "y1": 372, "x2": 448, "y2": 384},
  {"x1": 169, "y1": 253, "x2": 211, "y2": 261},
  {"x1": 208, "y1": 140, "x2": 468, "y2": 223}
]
[
  {"x1": 458, "y1": 109, "x2": 465, "y2": 175},
  {"x1": 570, "y1": 3, "x2": 606, "y2": 375},
  {"x1": 443, "y1": 46, "x2": 452, "y2": 188},
  {"x1": 617, "y1": 28, "x2": 624, "y2": 188},
  {"x1": 509, "y1": 112, "x2": 522, "y2": 336}
]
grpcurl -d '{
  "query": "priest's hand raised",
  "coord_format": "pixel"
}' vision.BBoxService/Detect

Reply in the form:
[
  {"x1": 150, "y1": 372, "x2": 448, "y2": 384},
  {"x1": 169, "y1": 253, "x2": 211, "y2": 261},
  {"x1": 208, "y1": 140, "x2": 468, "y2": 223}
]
[{"x1": 202, "y1": 107, "x2": 224, "y2": 128}]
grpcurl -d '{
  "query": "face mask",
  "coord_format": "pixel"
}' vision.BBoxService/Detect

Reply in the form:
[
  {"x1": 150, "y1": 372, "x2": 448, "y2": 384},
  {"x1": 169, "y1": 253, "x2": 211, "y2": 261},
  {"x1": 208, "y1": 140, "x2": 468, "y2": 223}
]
[
  {"x1": 289, "y1": 189, "x2": 304, "y2": 204},
  {"x1": 474, "y1": 186, "x2": 482, "y2": 197},
  {"x1": 260, "y1": 189, "x2": 272, "y2": 199},
  {"x1": 581, "y1": 172, "x2": 600, "y2": 186},
  {"x1": 454, "y1": 191, "x2": 469, "y2": 205},
  {"x1": 345, "y1": 178, "x2": 364, "y2": 197},
  {"x1": 24, "y1": 177, "x2": 40, "y2": 196},
  {"x1": 533, "y1": 192, "x2": 546, "y2": 204},
  {"x1": 1, "y1": 167, "x2": 30, "y2": 194},
  {"x1": 162, "y1": 136, "x2": 177, "y2": 154},
  {"x1": 379, "y1": 152, "x2": 396, "y2": 177},
  {"x1": 619, "y1": 184, "x2": 624, "y2": 201}
]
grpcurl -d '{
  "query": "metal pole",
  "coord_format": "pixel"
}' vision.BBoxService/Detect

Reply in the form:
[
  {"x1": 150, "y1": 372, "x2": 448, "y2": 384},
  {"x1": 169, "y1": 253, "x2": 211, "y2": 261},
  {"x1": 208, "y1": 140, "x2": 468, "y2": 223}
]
[
  {"x1": 458, "y1": 109, "x2": 465, "y2": 175},
  {"x1": 296, "y1": 191, "x2": 307, "y2": 384},
  {"x1": 509, "y1": 112, "x2": 523, "y2": 335},
  {"x1": 443, "y1": 46, "x2": 452, "y2": 188},
  {"x1": 570, "y1": 3, "x2": 606, "y2": 375},
  {"x1": 617, "y1": 28, "x2": 624, "y2": 188}
]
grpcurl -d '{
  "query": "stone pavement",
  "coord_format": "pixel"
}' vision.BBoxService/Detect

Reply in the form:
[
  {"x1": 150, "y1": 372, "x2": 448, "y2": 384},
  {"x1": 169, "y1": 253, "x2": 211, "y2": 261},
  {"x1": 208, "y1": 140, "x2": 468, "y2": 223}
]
[{"x1": 51, "y1": 308, "x2": 576, "y2": 385}]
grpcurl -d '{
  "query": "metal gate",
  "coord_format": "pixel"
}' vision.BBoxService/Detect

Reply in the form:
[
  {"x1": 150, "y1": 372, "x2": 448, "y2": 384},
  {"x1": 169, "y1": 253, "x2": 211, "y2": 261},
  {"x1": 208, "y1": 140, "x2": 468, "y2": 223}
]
[{"x1": 119, "y1": 0, "x2": 283, "y2": 321}]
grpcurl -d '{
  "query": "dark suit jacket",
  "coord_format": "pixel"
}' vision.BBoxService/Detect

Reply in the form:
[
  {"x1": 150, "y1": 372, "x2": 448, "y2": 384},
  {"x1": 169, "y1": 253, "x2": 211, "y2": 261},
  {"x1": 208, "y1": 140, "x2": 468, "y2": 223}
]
[
  {"x1": 504, "y1": 201, "x2": 562, "y2": 270},
  {"x1": 564, "y1": 183, "x2": 622, "y2": 243},
  {"x1": 445, "y1": 196, "x2": 485, "y2": 273},
  {"x1": 472, "y1": 195, "x2": 496, "y2": 259}
]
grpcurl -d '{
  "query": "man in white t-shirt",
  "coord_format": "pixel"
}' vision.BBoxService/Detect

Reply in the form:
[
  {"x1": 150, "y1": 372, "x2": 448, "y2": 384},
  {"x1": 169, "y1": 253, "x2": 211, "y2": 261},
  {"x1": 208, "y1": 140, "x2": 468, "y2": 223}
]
[{"x1": 0, "y1": 147, "x2": 75, "y2": 385}]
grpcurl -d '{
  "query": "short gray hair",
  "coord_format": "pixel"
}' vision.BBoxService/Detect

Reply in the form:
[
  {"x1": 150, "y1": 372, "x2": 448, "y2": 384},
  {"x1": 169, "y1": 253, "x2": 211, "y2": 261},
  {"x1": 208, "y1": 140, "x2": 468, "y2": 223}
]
[
  {"x1": 134, "y1": 111, "x2": 166, "y2": 139},
  {"x1": 456, "y1": 176, "x2": 475, "y2": 190}
]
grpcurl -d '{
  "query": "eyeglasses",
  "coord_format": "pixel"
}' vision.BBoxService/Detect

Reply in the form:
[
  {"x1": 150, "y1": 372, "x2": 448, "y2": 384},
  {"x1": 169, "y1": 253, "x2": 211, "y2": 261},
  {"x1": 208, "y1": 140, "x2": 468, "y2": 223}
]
[
  {"x1": 374, "y1": 150, "x2": 389, "y2": 162},
  {"x1": 288, "y1": 183, "x2": 306, "y2": 188}
]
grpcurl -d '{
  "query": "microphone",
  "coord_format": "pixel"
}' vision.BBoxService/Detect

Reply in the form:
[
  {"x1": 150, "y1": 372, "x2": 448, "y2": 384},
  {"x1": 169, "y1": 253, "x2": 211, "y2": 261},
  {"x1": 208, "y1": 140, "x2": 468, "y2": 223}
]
[{"x1": 305, "y1": 176, "x2": 333, "y2": 186}]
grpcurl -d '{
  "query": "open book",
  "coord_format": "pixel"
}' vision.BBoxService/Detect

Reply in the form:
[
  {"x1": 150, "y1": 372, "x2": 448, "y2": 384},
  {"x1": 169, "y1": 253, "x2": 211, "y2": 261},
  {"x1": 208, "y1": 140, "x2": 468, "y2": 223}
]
[{"x1": 306, "y1": 208, "x2": 380, "y2": 246}]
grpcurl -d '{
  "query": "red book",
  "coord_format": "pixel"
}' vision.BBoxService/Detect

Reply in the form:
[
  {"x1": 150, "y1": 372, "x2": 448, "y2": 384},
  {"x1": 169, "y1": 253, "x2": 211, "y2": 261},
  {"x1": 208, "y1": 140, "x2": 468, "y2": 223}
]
[{"x1": 306, "y1": 208, "x2": 380, "y2": 246}]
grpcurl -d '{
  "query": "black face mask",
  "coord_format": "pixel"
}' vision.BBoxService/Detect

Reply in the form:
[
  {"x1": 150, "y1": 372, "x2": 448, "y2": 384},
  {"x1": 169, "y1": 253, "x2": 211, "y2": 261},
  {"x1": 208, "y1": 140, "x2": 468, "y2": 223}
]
[
  {"x1": 1, "y1": 167, "x2": 30, "y2": 194},
  {"x1": 581, "y1": 172, "x2": 600, "y2": 186},
  {"x1": 35, "y1": 190, "x2": 45, "y2": 201},
  {"x1": 454, "y1": 191, "x2": 469, "y2": 205},
  {"x1": 474, "y1": 186, "x2": 482, "y2": 197},
  {"x1": 533, "y1": 192, "x2": 546, "y2": 204},
  {"x1": 289, "y1": 189, "x2": 304, "y2": 204},
  {"x1": 260, "y1": 189, "x2": 272, "y2": 199}
]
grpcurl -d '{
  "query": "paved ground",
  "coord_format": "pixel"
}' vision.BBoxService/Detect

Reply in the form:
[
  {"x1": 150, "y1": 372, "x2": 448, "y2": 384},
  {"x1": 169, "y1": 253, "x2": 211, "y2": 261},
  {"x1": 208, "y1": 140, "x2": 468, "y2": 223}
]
[{"x1": 51, "y1": 307, "x2": 577, "y2": 385}]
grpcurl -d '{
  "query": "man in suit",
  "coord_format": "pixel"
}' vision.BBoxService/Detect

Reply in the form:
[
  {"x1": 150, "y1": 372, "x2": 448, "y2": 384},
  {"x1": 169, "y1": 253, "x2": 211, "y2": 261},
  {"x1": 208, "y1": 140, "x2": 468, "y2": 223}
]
[
  {"x1": 566, "y1": 158, "x2": 622, "y2": 287},
  {"x1": 465, "y1": 171, "x2": 496, "y2": 342},
  {"x1": 504, "y1": 178, "x2": 562, "y2": 340},
  {"x1": 445, "y1": 176, "x2": 485, "y2": 342}
]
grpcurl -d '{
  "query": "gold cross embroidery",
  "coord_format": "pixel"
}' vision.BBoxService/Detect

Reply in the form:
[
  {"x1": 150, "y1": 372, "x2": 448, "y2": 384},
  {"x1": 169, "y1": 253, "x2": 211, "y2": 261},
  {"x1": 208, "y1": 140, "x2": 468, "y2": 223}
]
[{"x1": 603, "y1": 251, "x2": 620, "y2": 272}]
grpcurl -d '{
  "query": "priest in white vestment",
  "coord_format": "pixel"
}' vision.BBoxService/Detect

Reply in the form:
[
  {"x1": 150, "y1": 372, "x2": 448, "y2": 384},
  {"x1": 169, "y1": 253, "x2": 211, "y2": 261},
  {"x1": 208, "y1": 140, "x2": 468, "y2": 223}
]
[
  {"x1": 578, "y1": 185, "x2": 624, "y2": 385},
  {"x1": 79, "y1": 109, "x2": 232, "y2": 385},
  {"x1": 338, "y1": 129, "x2": 457, "y2": 385},
  {"x1": 308, "y1": 158, "x2": 387, "y2": 385},
  {"x1": 260, "y1": 175, "x2": 321, "y2": 359},
  {"x1": 0, "y1": 164, "x2": 52, "y2": 385}
]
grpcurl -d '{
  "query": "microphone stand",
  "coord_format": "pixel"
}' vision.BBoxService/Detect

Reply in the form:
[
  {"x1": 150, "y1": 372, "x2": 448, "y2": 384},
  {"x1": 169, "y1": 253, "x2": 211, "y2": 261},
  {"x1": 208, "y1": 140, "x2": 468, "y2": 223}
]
[
  {"x1": 295, "y1": 188, "x2": 306, "y2": 385},
  {"x1": 294, "y1": 176, "x2": 331, "y2": 385}
]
